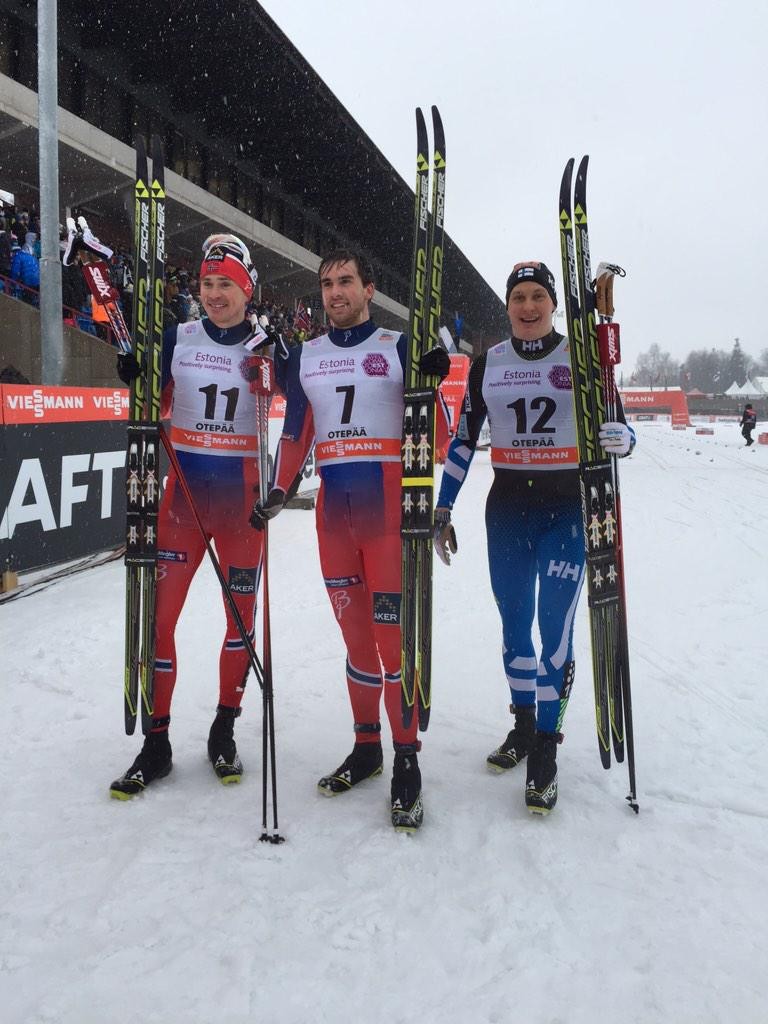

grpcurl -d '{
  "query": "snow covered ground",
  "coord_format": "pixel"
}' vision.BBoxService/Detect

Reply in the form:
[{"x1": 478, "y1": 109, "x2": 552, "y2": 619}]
[{"x1": 2, "y1": 422, "x2": 766, "y2": 1024}]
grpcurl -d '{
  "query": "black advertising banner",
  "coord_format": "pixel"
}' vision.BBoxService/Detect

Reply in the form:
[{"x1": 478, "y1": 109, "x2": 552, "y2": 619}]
[
  {"x1": 0, "y1": 385, "x2": 133, "y2": 574},
  {"x1": 0, "y1": 419, "x2": 127, "y2": 573}
]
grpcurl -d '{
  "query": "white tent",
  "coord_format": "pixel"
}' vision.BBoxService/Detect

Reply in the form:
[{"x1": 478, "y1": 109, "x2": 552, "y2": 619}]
[
  {"x1": 725, "y1": 379, "x2": 765, "y2": 398},
  {"x1": 741, "y1": 378, "x2": 765, "y2": 399}
]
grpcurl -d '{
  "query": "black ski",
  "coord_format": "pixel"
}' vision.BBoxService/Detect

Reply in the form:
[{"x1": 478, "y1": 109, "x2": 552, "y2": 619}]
[
  {"x1": 124, "y1": 135, "x2": 164, "y2": 735},
  {"x1": 60, "y1": 170, "x2": 148, "y2": 734},
  {"x1": 400, "y1": 106, "x2": 445, "y2": 732},
  {"x1": 594, "y1": 259, "x2": 638, "y2": 812},
  {"x1": 558, "y1": 155, "x2": 638, "y2": 811}
]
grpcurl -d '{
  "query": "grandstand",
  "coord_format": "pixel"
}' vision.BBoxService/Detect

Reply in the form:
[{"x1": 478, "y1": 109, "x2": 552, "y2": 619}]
[{"x1": 0, "y1": 0, "x2": 509, "y2": 382}]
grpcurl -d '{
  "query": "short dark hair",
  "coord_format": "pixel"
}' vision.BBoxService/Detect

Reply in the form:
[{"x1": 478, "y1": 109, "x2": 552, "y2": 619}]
[{"x1": 318, "y1": 249, "x2": 374, "y2": 287}]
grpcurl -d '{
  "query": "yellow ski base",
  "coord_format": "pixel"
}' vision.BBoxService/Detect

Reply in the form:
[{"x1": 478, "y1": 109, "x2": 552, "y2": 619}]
[{"x1": 109, "y1": 788, "x2": 137, "y2": 801}]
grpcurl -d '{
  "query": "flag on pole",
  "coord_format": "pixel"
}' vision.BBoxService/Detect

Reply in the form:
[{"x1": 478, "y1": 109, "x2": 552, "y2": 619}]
[{"x1": 294, "y1": 301, "x2": 311, "y2": 333}]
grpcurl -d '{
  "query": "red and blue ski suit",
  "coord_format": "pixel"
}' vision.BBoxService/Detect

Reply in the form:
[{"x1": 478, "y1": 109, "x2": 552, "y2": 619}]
[
  {"x1": 152, "y1": 318, "x2": 268, "y2": 720},
  {"x1": 271, "y1": 320, "x2": 449, "y2": 747}
]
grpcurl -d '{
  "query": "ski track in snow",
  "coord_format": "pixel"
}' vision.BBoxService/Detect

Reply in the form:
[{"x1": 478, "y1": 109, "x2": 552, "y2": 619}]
[{"x1": 1, "y1": 423, "x2": 766, "y2": 1024}]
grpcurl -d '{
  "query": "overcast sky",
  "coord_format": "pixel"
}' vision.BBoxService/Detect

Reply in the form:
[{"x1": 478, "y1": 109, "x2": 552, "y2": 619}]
[{"x1": 259, "y1": 0, "x2": 767, "y2": 373}]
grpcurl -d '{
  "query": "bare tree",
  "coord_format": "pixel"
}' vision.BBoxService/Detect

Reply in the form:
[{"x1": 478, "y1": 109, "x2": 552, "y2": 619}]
[
  {"x1": 681, "y1": 348, "x2": 730, "y2": 393},
  {"x1": 631, "y1": 343, "x2": 679, "y2": 387}
]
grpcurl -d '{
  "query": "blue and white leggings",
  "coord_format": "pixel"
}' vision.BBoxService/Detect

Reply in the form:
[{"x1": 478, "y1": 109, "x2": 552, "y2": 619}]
[{"x1": 485, "y1": 483, "x2": 585, "y2": 734}]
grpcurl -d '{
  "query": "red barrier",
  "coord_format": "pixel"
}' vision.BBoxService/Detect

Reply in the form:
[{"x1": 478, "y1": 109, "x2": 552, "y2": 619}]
[{"x1": 619, "y1": 387, "x2": 691, "y2": 426}]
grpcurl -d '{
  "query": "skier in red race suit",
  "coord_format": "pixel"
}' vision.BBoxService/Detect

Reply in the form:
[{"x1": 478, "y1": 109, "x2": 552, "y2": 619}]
[
  {"x1": 250, "y1": 249, "x2": 451, "y2": 831},
  {"x1": 110, "y1": 234, "x2": 277, "y2": 799}
]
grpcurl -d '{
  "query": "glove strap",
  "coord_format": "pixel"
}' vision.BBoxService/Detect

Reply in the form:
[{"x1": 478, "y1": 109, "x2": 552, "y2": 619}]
[{"x1": 434, "y1": 507, "x2": 452, "y2": 528}]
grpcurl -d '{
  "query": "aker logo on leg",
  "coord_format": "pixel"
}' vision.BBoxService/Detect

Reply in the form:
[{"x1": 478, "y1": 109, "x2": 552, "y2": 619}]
[
  {"x1": 373, "y1": 592, "x2": 401, "y2": 626},
  {"x1": 228, "y1": 566, "x2": 257, "y2": 595}
]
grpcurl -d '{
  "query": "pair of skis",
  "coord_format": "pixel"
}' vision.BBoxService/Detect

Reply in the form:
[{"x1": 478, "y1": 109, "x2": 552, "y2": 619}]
[
  {"x1": 123, "y1": 135, "x2": 166, "y2": 735},
  {"x1": 558, "y1": 156, "x2": 638, "y2": 812},
  {"x1": 400, "y1": 106, "x2": 446, "y2": 732},
  {"x1": 62, "y1": 134, "x2": 164, "y2": 734}
]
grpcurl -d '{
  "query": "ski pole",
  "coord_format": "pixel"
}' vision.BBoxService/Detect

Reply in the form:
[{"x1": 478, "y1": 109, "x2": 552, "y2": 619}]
[{"x1": 253, "y1": 363, "x2": 284, "y2": 844}]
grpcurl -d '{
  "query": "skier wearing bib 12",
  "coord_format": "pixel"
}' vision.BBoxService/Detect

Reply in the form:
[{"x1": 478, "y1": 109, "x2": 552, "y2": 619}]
[
  {"x1": 110, "y1": 234, "x2": 275, "y2": 799},
  {"x1": 250, "y1": 249, "x2": 451, "y2": 831},
  {"x1": 433, "y1": 262, "x2": 635, "y2": 814}
]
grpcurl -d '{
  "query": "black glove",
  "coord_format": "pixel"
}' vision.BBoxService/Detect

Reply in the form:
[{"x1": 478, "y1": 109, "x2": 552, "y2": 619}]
[
  {"x1": 433, "y1": 506, "x2": 458, "y2": 566},
  {"x1": 250, "y1": 488, "x2": 286, "y2": 530},
  {"x1": 117, "y1": 353, "x2": 142, "y2": 385},
  {"x1": 269, "y1": 326, "x2": 290, "y2": 361},
  {"x1": 419, "y1": 346, "x2": 451, "y2": 381}
]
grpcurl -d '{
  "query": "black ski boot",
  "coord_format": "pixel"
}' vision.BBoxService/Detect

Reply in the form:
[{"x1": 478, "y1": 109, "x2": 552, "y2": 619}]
[
  {"x1": 207, "y1": 704, "x2": 244, "y2": 784},
  {"x1": 525, "y1": 731, "x2": 562, "y2": 815},
  {"x1": 110, "y1": 719, "x2": 172, "y2": 800},
  {"x1": 317, "y1": 742, "x2": 384, "y2": 796},
  {"x1": 317, "y1": 725, "x2": 383, "y2": 796},
  {"x1": 487, "y1": 705, "x2": 536, "y2": 773},
  {"x1": 391, "y1": 743, "x2": 423, "y2": 832}
]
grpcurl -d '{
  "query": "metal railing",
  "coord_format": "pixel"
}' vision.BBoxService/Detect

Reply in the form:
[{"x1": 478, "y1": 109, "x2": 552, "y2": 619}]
[{"x1": 0, "y1": 271, "x2": 120, "y2": 348}]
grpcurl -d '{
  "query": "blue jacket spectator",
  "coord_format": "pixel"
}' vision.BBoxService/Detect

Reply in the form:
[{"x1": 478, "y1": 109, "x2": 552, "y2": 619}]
[{"x1": 11, "y1": 233, "x2": 40, "y2": 289}]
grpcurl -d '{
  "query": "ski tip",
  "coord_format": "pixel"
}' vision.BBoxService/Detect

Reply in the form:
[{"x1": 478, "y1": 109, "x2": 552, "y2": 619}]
[
  {"x1": 560, "y1": 158, "x2": 575, "y2": 199},
  {"x1": 415, "y1": 107, "x2": 427, "y2": 129},
  {"x1": 577, "y1": 154, "x2": 590, "y2": 177}
]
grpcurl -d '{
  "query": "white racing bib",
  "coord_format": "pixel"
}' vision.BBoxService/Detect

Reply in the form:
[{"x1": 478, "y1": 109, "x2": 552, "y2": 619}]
[
  {"x1": 169, "y1": 320, "x2": 261, "y2": 457},
  {"x1": 482, "y1": 337, "x2": 578, "y2": 471},
  {"x1": 299, "y1": 328, "x2": 403, "y2": 465}
]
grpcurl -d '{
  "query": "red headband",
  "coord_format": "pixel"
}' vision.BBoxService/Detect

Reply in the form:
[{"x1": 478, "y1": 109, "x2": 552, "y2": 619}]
[{"x1": 200, "y1": 252, "x2": 254, "y2": 298}]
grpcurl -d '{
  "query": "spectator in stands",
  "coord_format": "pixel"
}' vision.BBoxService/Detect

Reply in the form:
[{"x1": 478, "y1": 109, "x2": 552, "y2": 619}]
[
  {"x1": 166, "y1": 273, "x2": 191, "y2": 324},
  {"x1": 175, "y1": 272, "x2": 200, "y2": 321},
  {"x1": 10, "y1": 232, "x2": 40, "y2": 302},
  {"x1": 0, "y1": 364, "x2": 31, "y2": 384},
  {"x1": 0, "y1": 217, "x2": 11, "y2": 278},
  {"x1": 11, "y1": 209, "x2": 29, "y2": 243},
  {"x1": 90, "y1": 288, "x2": 112, "y2": 343},
  {"x1": 740, "y1": 403, "x2": 757, "y2": 447},
  {"x1": 61, "y1": 255, "x2": 89, "y2": 317}
]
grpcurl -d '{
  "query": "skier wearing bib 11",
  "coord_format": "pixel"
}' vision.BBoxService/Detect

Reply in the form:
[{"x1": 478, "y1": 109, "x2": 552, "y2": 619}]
[
  {"x1": 110, "y1": 234, "x2": 275, "y2": 799},
  {"x1": 433, "y1": 262, "x2": 635, "y2": 814},
  {"x1": 250, "y1": 249, "x2": 451, "y2": 831}
]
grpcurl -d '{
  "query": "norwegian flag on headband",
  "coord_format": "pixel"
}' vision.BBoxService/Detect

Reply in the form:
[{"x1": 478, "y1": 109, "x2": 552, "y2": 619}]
[{"x1": 294, "y1": 301, "x2": 311, "y2": 333}]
